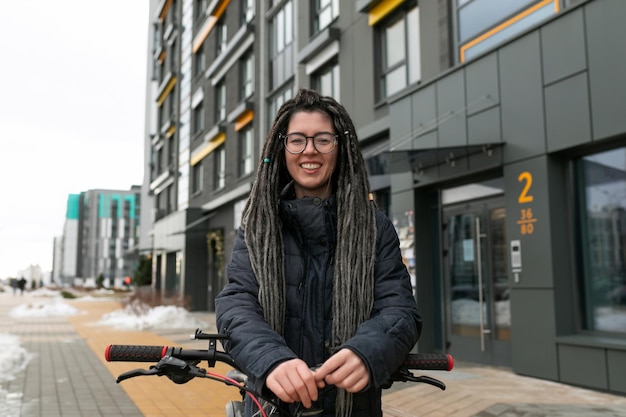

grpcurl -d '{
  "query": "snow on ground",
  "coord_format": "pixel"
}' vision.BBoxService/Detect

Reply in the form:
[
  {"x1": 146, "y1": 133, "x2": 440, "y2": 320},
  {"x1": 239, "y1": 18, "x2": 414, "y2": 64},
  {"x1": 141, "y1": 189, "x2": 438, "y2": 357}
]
[
  {"x1": 0, "y1": 333, "x2": 33, "y2": 417},
  {"x1": 1, "y1": 287, "x2": 207, "y2": 416},
  {"x1": 9, "y1": 299, "x2": 80, "y2": 318},
  {"x1": 96, "y1": 299, "x2": 207, "y2": 331},
  {"x1": 0, "y1": 334, "x2": 31, "y2": 383}
]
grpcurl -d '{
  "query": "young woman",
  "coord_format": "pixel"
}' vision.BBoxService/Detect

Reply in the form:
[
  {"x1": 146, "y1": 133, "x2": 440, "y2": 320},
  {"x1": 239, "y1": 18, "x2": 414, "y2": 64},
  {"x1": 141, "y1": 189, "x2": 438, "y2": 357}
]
[{"x1": 215, "y1": 89, "x2": 421, "y2": 417}]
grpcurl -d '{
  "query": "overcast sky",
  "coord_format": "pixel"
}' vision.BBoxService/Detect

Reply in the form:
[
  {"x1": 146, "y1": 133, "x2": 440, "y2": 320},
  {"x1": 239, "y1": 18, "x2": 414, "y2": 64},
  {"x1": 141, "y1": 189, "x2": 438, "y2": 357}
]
[{"x1": 0, "y1": 0, "x2": 150, "y2": 279}]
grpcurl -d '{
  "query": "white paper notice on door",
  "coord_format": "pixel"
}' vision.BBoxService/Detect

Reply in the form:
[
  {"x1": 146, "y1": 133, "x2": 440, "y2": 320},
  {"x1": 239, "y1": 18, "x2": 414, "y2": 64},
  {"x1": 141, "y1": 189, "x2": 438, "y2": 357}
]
[{"x1": 463, "y1": 239, "x2": 474, "y2": 262}]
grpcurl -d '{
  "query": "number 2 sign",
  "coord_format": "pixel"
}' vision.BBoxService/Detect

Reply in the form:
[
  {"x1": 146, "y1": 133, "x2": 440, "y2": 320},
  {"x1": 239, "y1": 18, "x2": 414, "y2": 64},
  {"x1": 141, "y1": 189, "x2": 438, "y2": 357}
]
[{"x1": 517, "y1": 171, "x2": 536, "y2": 234}]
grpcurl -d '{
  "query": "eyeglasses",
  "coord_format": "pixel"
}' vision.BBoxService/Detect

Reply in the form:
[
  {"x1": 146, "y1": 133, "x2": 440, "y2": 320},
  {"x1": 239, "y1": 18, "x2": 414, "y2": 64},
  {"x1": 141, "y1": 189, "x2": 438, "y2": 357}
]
[{"x1": 282, "y1": 132, "x2": 338, "y2": 154}]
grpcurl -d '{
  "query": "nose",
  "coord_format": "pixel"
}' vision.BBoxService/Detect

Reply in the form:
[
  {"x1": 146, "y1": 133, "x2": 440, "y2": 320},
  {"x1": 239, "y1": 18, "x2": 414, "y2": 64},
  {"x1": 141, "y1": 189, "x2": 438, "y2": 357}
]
[{"x1": 302, "y1": 137, "x2": 317, "y2": 153}]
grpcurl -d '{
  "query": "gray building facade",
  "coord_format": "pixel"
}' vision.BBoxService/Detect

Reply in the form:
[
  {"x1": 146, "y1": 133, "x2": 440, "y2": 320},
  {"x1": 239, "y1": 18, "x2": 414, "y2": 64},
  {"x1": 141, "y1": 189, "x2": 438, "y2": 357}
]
[{"x1": 145, "y1": 0, "x2": 626, "y2": 394}]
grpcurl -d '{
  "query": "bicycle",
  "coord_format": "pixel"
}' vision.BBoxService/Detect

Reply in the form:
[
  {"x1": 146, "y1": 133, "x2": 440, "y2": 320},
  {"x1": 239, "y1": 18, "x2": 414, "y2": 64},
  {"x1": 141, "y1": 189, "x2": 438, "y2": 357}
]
[{"x1": 105, "y1": 329, "x2": 453, "y2": 417}]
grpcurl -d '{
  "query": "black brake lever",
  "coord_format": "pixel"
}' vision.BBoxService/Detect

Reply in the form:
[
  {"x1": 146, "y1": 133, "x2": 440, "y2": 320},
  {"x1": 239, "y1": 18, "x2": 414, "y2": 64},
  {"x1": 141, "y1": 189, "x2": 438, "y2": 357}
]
[
  {"x1": 407, "y1": 375, "x2": 446, "y2": 390},
  {"x1": 387, "y1": 367, "x2": 447, "y2": 391},
  {"x1": 115, "y1": 356, "x2": 207, "y2": 385},
  {"x1": 116, "y1": 367, "x2": 159, "y2": 383}
]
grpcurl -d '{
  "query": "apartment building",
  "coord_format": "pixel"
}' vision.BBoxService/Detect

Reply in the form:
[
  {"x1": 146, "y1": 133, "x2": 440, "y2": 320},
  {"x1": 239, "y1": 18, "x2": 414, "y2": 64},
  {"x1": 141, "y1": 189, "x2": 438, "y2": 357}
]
[
  {"x1": 55, "y1": 188, "x2": 141, "y2": 286},
  {"x1": 145, "y1": 0, "x2": 626, "y2": 394}
]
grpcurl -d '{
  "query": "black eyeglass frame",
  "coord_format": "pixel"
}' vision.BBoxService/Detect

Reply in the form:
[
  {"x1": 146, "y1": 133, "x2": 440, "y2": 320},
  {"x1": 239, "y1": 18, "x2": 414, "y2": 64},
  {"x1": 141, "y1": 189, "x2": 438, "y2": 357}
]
[{"x1": 281, "y1": 132, "x2": 339, "y2": 154}]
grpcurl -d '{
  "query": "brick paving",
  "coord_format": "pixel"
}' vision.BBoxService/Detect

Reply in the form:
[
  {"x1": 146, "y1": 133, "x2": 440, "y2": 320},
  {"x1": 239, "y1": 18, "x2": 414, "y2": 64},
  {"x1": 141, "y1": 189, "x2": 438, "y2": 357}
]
[{"x1": 1, "y1": 289, "x2": 626, "y2": 417}]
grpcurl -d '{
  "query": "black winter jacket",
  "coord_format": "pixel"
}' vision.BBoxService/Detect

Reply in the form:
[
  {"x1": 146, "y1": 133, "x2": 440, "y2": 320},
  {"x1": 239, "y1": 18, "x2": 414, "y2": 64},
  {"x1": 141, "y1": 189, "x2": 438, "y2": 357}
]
[{"x1": 215, "y1": 195, "x2": 421, "y2": 417}]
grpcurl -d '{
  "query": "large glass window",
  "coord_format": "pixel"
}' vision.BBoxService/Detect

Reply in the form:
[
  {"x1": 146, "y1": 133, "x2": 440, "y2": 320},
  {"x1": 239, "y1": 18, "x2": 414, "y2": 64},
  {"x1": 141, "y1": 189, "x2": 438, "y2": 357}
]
[
  {"x1": 270, "y1": 1, "x2": 294, "y2": 89},
  {"x1": 268, "y1": 86, "x2": 294, "y2": 127},
  {"x1": 216, "y1": 16, "x2": 228, "y2": 57},
  {"x1": 167, "y1": 136, "x2": 175, "y2": 167},
  {"x1": 577, "y1": 147, "x2": 626, "y2": 334},
  {"x1": 313, "y1": 0, "x2": 338, "y2": 33},
  {"x1": 215, "y1": 82, "x2": 226, "y2": 123},
  {"x1": 455, "y1": 0, "x2": 560, "y2": 62},
  {"x1": 193, "y1": 48, "x2": 205, "y2": 78},
  {"x1": 241, "y1": 50, "x2": 255, "y2": 100},
  {"x1": 239, "y1": 125, "x2": 254, "y2": 177},
  {"x1": 242, "y1": 0, "x2": 255, "y2": 23},
  {"x1": 378, "y1": 4, "x2": 420, "y2": 99},
  {"x1": 192, "y1": 163, "x2": 203, "y2": 194},
  {"x1": 312, "y1": 60, "x2": 339, "y2": 101},
  {"x1": 194, "y1": 0, "x2": 207, "y2": 23},
  {"x1": 192, "y1": 101, "x2": 204, "y2": 135},
  {"x1": 214, "y1": 146, "x2": 226, "y2": 190}
]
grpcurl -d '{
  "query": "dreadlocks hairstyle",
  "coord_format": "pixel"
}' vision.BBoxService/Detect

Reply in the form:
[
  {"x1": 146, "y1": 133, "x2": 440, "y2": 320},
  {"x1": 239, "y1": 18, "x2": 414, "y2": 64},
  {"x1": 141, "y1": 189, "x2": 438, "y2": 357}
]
[{"x1": 241, "y1": 89, "x2": 377, "y2": 416}]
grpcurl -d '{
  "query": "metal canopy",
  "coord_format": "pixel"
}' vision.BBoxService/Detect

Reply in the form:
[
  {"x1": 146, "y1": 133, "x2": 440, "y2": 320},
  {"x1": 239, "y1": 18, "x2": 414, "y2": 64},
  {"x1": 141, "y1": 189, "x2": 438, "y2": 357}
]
[{"x1": 365, "y1": 143, "x2": 504, "y2": 175}]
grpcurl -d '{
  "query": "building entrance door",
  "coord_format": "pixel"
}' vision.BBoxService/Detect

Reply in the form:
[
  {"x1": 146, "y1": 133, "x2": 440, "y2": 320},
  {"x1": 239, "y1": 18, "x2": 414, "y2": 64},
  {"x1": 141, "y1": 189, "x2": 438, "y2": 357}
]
[{"x1": 443, "y1": 197, "x2": 511, "y2": 366}]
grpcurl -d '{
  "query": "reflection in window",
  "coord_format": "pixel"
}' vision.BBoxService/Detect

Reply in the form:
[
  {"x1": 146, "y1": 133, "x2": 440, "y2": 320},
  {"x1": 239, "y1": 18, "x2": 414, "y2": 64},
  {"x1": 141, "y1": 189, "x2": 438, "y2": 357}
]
[{"x1": 578, "y1": 147, "x2": 626, "y2": 334}]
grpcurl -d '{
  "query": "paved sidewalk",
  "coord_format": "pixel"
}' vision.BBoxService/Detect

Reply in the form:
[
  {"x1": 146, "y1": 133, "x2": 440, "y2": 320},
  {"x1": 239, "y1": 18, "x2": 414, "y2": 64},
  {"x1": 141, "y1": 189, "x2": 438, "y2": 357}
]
[
  {"x1": 1, "y1": 289, "x2": 626, "y2": 417},
  {"x1": 0, "y1": 291, "x2": 142, "y2": 417}
]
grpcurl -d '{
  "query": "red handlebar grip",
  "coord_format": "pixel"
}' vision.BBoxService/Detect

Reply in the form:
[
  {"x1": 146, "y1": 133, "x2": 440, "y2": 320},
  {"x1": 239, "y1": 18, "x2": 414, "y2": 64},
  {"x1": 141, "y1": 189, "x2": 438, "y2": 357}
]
[
  {"x1": 105, "y1": 345, "x2": 169, "y2": 362},
  {"x1": 403, "y1": 353, "x2": 454, "y2": 371}
]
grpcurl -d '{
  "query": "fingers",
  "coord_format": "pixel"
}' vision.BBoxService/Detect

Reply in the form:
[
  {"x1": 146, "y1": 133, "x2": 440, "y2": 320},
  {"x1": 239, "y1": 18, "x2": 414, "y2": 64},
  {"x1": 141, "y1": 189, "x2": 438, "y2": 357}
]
[
  {"x1": 313, "y1": 349, "x2": 370, "y2": 393},
  {"x1": 265, "y1": 359, "x2": 318, "y2": 408}
]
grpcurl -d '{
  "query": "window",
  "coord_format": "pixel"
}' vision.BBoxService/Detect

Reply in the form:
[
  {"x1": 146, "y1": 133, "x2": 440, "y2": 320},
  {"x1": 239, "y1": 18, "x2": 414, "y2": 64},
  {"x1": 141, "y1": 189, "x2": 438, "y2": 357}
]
[
  {"x1": 192, "y1": 101, "x2": 204, "y2": 135},
  {"x1": 193, "y1": 48, "x2": 205, "y2": 78},
  {"x1": 268, "y1": 86, "x2": 294, "y2": 128},
  {"x1": 156, "y1": 147, "x2": 164, "y2": 174},
  {"x1": 378, "y1": 4, "x2": 420, "y2": 99},
  {"x1": 239, "y1": 125, "x2": 254, "y2": 177},
  {"x1": 214, "y1": 146, "x2": 226, "y2": 190},
  {"x1": 167, "y1": 136, "x2": 175, "y2": 167},
  {"x1": 192, "y1": 163, "x2": 203, "y2": 194},
  {"x1": 194, "y1": 0, "x2": 207, "y2": 22},
  {"x1": 169, "y1": 40, "x2": 177, "y2": 72},
  {"x1": 270, "y1": 1, "x2": 294, "y2": 89},
  {"x1": 312, "y1": 60, "x2": 339, "y2": 100},
  {"x1": 215, "y1": 82, "x2": 226, "y2": 123},
  {"x1": 455, "y1": 0, "x2": 560, "y2": 63},
  {"x1": 242, "y1": 0, "x2": 255, "y2": 23},
  {"x1": 216, "y1": 16, "x2": 228, "y2": 57},
  {"x1": 576, "y1": 147, "x2": 626, "y2": 335},
  {"x1": 313, "y1": 0, "x2": 338, "y2": 33},
  {"x1": 241, "y1": 50, "x2": 255, "y2": 100}
]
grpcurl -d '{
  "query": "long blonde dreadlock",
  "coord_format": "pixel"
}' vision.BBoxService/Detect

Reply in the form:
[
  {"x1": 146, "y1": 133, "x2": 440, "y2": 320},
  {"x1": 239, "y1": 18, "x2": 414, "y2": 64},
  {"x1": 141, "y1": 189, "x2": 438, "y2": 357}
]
[{"x1": 241, "y1": 89, "x2": 377, "y2": 416}]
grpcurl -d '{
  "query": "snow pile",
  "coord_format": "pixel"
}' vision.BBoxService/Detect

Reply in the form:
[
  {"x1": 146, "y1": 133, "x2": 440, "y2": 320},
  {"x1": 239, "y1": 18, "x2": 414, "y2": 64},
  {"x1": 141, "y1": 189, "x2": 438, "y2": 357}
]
[
  {"x1": 97, "y1": 299, "x2": 207, "y2": 331},
  {"x1": 0, "y1": 333, "x2": 31, "y2": 383},
  {"x1": 9, "y1": 300, "x2": 80, "y2": 318}
]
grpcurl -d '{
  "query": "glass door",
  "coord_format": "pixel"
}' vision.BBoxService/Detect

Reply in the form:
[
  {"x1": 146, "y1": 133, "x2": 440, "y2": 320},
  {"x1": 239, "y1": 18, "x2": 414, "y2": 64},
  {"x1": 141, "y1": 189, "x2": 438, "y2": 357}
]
[{"x1": 443, "y1": 198, "x2": 511, "y2": 366}]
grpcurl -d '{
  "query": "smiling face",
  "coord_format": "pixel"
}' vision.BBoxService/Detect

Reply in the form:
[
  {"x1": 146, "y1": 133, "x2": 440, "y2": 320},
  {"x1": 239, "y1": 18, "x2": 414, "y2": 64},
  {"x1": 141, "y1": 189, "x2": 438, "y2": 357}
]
[{"x1": 284, "y1": 110, "x2": 338, "y2": 199}]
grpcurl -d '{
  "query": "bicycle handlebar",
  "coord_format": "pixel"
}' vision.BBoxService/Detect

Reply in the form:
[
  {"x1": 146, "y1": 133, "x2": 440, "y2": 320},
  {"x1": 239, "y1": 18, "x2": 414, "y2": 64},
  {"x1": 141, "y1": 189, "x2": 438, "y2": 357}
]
[
  {"x1": 103, "y1": 331, "x2": 452, "y2": 417},
  {"x1": 105, "y1": 343, "x2": 453, "y2": 372},
  {"x1": 105, "y1": 345, "x2": 238, "y2": 367}
]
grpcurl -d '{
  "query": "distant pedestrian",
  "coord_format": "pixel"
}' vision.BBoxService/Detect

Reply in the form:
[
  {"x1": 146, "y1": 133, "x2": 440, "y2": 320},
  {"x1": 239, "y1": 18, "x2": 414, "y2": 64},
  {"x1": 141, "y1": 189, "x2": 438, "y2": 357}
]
[
  {"x1": 11, "y1": 279, "x2": 17, "y2": 295},
  {"x1": 17, "y1": 277, "x2": 26, "y2": 295}
]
